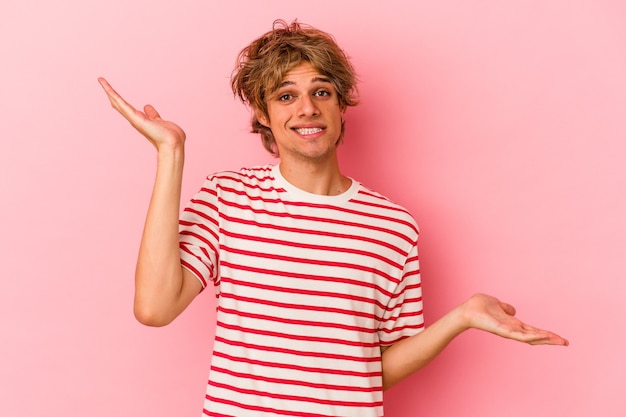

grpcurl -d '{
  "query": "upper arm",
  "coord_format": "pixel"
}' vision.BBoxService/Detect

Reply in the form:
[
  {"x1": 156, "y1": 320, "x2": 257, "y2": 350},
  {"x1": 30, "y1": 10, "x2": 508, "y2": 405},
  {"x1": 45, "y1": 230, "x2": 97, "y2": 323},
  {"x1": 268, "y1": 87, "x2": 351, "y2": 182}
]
[
  {"x1": 164, "y1": 266, "x2": 204, "y2": 322},
  {"x1": 179, "y1": 265, "x2": 204, "y2": 306},
  {"x1": 134, "y1": 266, "x2": 203, "y2": 327},
  {"x1": 378, "y1": 243, "x2": 424, "y2": 345}
]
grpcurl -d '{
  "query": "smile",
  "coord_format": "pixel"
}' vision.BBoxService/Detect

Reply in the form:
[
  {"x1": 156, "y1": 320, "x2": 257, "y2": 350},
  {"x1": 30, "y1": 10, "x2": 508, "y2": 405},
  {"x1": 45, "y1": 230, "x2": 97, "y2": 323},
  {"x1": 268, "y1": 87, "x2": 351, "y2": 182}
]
[{"x1": 294, "y1": 127, "x2": 323, "y2": 135}]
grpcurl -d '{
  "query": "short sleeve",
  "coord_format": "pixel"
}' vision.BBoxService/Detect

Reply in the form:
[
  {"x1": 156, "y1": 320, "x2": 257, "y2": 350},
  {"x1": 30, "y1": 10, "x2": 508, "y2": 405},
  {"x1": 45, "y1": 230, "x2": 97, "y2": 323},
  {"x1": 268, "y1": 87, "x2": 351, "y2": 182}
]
[
  {"x1": 377, "y1": 242, "x2": 424, "y2": 346},
  {"x1": 178, "y1": 176, "x2": 221, "y2": 290}
]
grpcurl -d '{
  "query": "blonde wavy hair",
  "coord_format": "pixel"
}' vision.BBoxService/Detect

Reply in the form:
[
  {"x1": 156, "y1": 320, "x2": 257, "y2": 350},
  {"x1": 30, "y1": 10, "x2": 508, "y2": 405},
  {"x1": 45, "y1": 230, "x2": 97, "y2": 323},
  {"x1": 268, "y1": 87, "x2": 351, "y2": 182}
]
[{"x1": 231, "y1": 20, "x2": 359, "y2": 156}]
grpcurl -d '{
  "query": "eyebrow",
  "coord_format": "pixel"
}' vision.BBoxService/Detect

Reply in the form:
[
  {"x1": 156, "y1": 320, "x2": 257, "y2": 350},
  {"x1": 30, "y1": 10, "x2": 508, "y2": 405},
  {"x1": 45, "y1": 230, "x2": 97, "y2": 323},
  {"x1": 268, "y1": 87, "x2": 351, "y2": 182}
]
[{"x1": 278, "y1": 76, "x2": 333, "y2": 89}]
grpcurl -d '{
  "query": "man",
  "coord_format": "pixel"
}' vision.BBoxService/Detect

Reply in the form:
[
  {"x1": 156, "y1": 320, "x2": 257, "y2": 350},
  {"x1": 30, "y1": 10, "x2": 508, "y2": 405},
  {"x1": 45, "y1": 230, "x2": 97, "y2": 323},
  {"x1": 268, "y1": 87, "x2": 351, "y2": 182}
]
[{"x1": 99, "y1": 20, "x2": 567, "y2": 417}]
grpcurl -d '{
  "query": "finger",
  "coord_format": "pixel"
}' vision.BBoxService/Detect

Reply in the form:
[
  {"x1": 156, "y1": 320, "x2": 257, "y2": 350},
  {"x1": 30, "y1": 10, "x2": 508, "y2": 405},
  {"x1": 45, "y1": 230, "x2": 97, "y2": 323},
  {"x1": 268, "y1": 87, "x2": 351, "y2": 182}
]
[
  {"x1": 97, "y1": 77, "x2": 141, "y2": 120},
  {"x1": 529, "y1": 329, "x2": 569, "y2": 346},
  {"x1": 144, "y1": 104, "x2": 162, "y2": 120},
  {"x1": 503, "y1": 327, "x2": 551, "y2": 345},
  {"x1": 528, "y1": 334, "x2": 569, "y2": 346},
  {"x1": 98, "y1": 77, "x2": 124, "y2": 104},
  {"x1": 97, "y1": 76, "x2": 113, "y2": 92},
  {"x1": 520, "y1": 322, "x2": 543, "y2": 333},
  {"x1": 512, "y1": 324, "x2": 569, "y2": 346}
]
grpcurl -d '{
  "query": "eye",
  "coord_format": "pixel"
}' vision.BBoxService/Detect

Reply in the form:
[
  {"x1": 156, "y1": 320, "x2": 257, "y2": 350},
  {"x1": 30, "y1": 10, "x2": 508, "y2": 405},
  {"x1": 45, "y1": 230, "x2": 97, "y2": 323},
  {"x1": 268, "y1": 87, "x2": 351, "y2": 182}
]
[
  {"x1": 314, "y1": 90, "x2": 331, "y2": 97},
  {"x1": 278, "y1": 93, "x2": 294, "y2": 102}
]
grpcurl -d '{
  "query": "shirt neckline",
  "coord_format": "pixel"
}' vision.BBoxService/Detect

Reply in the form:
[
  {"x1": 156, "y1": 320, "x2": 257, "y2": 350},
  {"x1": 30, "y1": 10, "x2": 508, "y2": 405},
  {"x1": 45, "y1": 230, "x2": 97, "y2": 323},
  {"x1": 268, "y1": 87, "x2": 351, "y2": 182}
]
[{"x1": 271, "y1": 164, "x2": 360, "y2": 205}]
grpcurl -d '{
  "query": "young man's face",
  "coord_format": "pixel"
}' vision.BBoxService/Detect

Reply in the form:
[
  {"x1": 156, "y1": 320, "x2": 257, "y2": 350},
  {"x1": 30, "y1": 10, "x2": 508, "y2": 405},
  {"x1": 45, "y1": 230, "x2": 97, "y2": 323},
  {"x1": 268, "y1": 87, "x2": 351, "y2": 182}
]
[{"x1": 257, "y1": 62, "x2": 344, "y2": 165}]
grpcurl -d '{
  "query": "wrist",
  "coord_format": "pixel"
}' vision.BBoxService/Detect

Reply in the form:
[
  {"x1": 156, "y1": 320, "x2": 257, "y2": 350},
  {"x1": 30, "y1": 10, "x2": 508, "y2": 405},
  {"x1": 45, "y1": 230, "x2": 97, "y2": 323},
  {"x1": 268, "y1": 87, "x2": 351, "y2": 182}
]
[
  {"x1": 156, "y1": 143, "x2": 185, "y2": 162},
  {"x1": 448, "y1": 300, "x2": 473, "y2": 334}
]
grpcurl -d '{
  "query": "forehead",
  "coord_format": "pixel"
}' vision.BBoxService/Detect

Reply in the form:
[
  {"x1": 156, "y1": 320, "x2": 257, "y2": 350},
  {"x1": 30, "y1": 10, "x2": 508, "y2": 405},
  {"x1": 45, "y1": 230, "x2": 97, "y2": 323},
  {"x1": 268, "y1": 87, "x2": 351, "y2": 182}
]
[{"x1": 278, "y1": 62, "x2": 332, "y2": 87}]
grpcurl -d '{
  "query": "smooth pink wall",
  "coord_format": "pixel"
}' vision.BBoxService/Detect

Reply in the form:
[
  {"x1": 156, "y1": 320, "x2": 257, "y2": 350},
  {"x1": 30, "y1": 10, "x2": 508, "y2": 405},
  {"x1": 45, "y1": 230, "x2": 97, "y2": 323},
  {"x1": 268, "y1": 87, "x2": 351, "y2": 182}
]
[{"x1": 2, "y1": 1, "x2": 624, "y2": 416}]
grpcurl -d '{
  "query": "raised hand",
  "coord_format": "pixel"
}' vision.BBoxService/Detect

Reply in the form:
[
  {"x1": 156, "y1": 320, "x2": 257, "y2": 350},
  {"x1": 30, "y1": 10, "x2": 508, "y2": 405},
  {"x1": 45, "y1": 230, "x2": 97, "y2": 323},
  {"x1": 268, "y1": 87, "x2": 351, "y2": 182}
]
[
  {"x1": 97, "y1": 77, "x2": 186, "y2": 151},
  {"x1": 462, "y1": 293, "x2": 569, "y2": 346}
]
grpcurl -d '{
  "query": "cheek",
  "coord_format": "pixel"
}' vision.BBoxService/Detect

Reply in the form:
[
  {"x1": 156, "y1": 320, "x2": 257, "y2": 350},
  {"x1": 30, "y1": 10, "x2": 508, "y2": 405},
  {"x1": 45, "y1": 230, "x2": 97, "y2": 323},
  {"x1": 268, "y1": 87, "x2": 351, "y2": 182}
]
[{"x1": 264, "y1": 105, "x2": 286, "y2": 126}]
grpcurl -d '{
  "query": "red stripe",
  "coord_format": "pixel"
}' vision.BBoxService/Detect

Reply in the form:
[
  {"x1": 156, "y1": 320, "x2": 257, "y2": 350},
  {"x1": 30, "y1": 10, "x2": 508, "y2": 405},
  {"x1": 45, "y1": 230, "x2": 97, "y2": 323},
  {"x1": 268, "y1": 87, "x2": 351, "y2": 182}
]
[
  {"x1": 214, "y1": 336, "x2": 380, "y2": 363},
  {"x1": 221, "y1": 245, "x2": 400, "y2": 284},
  {"x1": 219, "y1": 212, "x2": 409, "y2": 256},
  {"x1": 217, "y1": 306, "x2": 377, "y2": 334},
  {"x1": 179, "y1": 230, "x2": 218, "y2": 255},
  {"x1": 221, "y1": 290, "x2": 380, "y2": 320},
  {"x1": 180, "y1": 259, "x2": 207, "y2": 288},
  {"x1": 219, "y1": 291, "x2": 379, "y2": 321},
  {"x1": 380, "y1": 321, "x2": 425, "y2": 334},
  {"x1": 212, "y1": 168, "x2": 274, "y2": 182},
  {"x1": 179, "y1": 243, "x2": 215, "y2": 276},
  {"x1": 216, "y1": 182, "x2": 416, "y2": 234},
  {"x1": 194, "y1": 186, "x2": 218, "y2": 198},
  {"x1": 397, "y1": 308, "x2": 425, "y2": 319},
  {"x1": 277, "y1": 199, "x2": 417, "y2": 235},
  {"x1": 217, "y1": 321, "x2": 379, "y2": 348},
  {"x1": 212, "y1": 350, "x2": 382, "y2": 378},
  {"x1": 221, "y1": 272, "x2": 422, "y2": 319},
  {"x1": 203, "y1": 395, "x2": 336, "y2": 417},
  {"x1": 218, "y1": 274, "x2": 387, "y2": 311},
  {"x1": 207, "y1": 381, "x2": 384, "y2": 408},
  {"x1": 403, "y1": 268, "x2": 421, "y2": 280},
  {"x1": 219, "y1": 261, "x2": 418, "y2": 305},
  {"x1": 182, "y1": 206, "x2": 219, "y2": 227},
  {"x1": 218, "y1": 198, "x2": 415, "y2": 245},
  {"x1": 221, "y1": 229, "x2": 403, "y2": 269},
  {"x1": 217, "y1": 184, "x2": 284, "y2": 201},
  {"x1": 353, "y1": 190, "x2": 413, "y2": 214},
  {"x1": 179, "y1": 218, "x2": 219, "y2": 239},
  {"x1": 385, "y1": 296, "x2": 423, "y2": 312},
  {"x1": 210, "y1": 365, "x2": 380, "y2": 392}
]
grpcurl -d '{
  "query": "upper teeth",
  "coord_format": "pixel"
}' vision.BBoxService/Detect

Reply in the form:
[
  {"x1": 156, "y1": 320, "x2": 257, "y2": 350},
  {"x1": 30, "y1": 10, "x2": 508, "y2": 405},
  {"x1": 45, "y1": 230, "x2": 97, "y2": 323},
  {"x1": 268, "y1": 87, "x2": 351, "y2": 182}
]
[{"x1": 295, "y1": 127, "x2": 322, "y2": 135}]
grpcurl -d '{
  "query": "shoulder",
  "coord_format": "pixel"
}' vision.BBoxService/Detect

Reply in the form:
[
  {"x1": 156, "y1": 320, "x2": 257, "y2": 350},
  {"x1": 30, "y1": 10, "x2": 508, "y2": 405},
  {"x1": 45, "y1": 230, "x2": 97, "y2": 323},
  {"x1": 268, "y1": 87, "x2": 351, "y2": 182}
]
[
  {"x1": 208, "y1": 165, "x2": 274, "y2": 184},
  {"x1": 202, "y1": 165, "x2": 275, "y2": 189},
  {"x1": 351, "y1": 183, "x2": 420, "y2": 236},
  {"x1": 202, "y1": 165, "x2": 282, "y2": 197}
]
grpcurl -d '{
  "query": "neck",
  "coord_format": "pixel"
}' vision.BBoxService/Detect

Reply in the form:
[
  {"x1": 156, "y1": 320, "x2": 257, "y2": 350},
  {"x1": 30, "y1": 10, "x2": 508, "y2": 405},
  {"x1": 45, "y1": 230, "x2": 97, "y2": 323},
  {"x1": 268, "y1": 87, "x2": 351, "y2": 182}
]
[{"x1": 278, "y1": 157, "x2": 351, "y2": 196}]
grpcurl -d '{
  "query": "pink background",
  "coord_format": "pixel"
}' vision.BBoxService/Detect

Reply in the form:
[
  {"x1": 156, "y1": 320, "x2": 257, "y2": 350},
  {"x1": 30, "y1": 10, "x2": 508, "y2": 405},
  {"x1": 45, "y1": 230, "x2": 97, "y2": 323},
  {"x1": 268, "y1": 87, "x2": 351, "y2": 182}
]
[{"x1": 1, "y1": 0, "x2": 625, "y2": 416}]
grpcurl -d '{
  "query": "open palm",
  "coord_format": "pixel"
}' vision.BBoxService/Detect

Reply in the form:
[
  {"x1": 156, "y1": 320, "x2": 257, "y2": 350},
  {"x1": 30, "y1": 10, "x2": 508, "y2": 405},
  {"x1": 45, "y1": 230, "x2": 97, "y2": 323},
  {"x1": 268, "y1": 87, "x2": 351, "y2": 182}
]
[
  {"x1": 465, "y1": 293, "x2": 569, "y2": 346},
  {"x1": 98, "y1": 77, "x2": 186, "y2": 150}
]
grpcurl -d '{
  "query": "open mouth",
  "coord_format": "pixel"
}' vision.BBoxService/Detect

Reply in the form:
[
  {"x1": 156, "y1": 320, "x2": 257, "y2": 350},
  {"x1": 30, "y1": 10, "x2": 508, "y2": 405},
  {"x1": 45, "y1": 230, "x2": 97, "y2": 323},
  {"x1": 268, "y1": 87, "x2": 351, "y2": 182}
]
[{"x1": 293, "y1": 127, "x2": 323, "y2": 135}]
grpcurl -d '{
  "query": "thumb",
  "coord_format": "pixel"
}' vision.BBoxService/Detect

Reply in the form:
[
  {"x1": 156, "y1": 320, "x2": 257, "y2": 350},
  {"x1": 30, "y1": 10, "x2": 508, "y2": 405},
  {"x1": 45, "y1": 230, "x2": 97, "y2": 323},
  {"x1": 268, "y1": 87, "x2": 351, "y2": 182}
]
[
  {"x1": 500, "y1": 302, "x2": 517, "y2": 316},
  {"x1": 144, "y1": 104, "x2": 162, "y2": 120}
]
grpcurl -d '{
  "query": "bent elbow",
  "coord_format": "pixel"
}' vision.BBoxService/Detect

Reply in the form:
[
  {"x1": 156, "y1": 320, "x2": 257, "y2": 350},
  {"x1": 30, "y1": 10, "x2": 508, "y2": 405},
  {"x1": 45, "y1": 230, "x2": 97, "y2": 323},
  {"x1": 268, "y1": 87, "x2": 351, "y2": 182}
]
[{"x1": 133, "y1": 303, "x2": 174, "y2": 327}]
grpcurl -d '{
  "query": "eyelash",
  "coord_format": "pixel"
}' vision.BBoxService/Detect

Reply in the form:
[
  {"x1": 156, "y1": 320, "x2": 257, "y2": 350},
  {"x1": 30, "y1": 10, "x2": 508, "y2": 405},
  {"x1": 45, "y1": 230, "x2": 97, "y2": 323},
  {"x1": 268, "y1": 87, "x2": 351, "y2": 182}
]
[
  {"x1": 314, "y1": 90, "x2": 331, "y2": 97},
  {"x1": 278, "y1": 90, "x2": 331, "y2": 102}
]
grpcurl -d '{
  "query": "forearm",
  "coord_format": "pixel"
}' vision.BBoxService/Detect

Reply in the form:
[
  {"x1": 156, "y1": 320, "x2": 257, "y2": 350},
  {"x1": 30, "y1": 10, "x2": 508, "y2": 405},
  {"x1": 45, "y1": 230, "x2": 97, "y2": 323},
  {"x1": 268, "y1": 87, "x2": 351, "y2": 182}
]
[
  {"x1": 381, "y1": 303, "x2": 469, "y2": 390},
  {"x1": 134, "y1": 145, "x2": 188, "y2": 325},
  {"x1": 381, "y1": 291, "x2": 569, "y2": 389}
]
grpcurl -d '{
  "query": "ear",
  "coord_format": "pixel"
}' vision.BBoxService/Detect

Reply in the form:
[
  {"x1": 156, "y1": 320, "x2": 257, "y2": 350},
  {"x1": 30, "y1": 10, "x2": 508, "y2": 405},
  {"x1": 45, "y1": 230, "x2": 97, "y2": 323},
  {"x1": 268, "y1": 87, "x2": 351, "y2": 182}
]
[{"x1": 255, "y1": 109, "x2": 269, "y2": 127}]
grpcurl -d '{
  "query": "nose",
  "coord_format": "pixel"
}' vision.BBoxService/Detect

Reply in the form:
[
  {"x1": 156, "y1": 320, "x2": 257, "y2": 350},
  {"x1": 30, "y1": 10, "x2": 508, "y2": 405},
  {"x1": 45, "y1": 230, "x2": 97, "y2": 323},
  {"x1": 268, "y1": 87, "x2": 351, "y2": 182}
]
[{"x1": 297, "y1": 94, "x2": 319, "y2": 117}]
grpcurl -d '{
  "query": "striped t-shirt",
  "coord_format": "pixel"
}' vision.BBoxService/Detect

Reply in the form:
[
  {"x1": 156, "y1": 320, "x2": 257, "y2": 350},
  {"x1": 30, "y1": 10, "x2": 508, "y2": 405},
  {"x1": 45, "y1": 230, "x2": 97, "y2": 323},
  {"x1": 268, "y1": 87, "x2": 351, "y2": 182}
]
[{"x1": 179, "y1": 164, "x2": 424, "y2": 417}]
